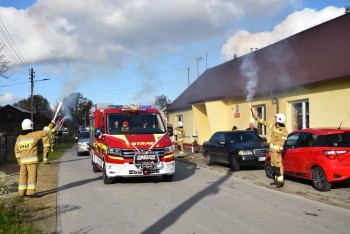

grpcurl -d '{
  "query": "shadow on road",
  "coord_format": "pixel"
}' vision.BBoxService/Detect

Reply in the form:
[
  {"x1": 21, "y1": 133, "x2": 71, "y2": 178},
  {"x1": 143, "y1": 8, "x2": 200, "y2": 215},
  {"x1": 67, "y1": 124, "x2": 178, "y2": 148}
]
[
  {"x1": 141, "y1": 170, "x2": 232, "y2": 234},
  {"x1": 36, "y1": 176, "x2": 102, "y2": 198}
]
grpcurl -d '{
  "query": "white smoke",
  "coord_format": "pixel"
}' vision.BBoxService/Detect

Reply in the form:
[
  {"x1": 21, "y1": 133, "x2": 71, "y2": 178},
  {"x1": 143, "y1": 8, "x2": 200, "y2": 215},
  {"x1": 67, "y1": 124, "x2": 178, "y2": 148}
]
[
  {"x1": 221, "y1": 7, "x2": 344, "y2": 60},
  {"x1": 240, "y1": 54, "x2": 259, "y2": 102}
]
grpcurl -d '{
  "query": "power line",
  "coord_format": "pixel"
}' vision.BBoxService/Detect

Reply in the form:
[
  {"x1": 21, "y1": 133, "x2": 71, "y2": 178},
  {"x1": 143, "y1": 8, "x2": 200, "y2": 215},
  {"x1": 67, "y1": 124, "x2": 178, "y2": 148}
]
[
  {"x1": 0, "y1": 17, "x2": 29, "y2": 74},
  {"x1": 0, "y1": 17, "x2": 29, "y2": 70}
]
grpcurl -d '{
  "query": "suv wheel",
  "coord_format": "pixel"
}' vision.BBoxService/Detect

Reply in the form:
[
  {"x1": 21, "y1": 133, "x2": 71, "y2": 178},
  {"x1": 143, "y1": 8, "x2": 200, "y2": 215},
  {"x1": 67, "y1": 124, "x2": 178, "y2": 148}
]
[
  {"x1": 205, "y1": 151, "x2": 214, "y2": 166},
  {"x1": 230, "y1": 156, "x2": 240, "y2": 171},
  {"x1": 311, "y1": 167, "x2": 332, "y2": 191}
]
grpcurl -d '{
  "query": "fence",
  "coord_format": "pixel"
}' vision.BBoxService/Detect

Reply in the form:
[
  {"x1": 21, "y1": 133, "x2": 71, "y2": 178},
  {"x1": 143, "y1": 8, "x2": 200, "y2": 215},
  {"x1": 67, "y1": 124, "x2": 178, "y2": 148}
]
[{"x1": 0, "y1": 133, "x2": 17, "y2": 162}]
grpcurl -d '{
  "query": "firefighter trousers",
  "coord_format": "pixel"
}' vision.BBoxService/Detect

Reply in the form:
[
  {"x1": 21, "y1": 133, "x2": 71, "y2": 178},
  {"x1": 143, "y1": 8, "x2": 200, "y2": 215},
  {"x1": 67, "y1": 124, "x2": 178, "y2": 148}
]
[
  {"x1": 177, "y1": 139, "x2": 184, "y2": 156},
  {"x1": 270, "y1": 149, "x2": 284, "y2": 176},
  {"x1": 18, "y1": 163, "x2": 37, "y2": 196}
]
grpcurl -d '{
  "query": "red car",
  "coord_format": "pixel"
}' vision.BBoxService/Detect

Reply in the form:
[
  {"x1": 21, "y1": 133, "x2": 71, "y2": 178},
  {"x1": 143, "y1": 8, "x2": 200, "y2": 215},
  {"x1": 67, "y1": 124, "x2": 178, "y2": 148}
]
[{"x1": 265, "y1": 128, "x2": 350, "y2": 191}]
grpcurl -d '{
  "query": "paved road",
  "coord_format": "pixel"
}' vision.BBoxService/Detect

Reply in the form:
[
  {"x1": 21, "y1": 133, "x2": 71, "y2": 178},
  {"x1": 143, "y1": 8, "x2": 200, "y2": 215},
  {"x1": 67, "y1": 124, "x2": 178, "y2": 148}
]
[
  {"x1": 183, "y1": 151, "x2": 350, "y2": 210},
  {"x1": 57, "y1": 147, "x2": 350, "y2": 234}
]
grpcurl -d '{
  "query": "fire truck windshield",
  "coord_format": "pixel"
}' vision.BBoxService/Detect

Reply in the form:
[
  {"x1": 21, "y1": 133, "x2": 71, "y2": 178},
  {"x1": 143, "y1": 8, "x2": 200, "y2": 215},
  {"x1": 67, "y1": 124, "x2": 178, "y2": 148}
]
[{"x1": 107, "y1": 113, "x2": 166, "y2": 134}]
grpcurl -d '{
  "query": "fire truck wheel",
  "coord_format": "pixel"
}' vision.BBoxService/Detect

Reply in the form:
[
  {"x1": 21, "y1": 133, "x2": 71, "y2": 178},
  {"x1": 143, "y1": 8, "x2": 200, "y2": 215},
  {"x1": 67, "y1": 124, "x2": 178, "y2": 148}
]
[
  {"x1": 92, "y1": 162, "x2": 100, "y2": 173},
  {"x1": 162, "y1": 174, "x2": 173, "y2": 182},
  {"x1": 103, "y1": 164, "x2": 114, "y2": 184}
]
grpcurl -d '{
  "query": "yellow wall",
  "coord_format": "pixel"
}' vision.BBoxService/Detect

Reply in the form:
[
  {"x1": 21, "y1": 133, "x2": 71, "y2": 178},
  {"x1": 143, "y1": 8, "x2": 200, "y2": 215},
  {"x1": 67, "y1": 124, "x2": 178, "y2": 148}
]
[
  {"x1": 192, "y1": 103, "x2": 209, "y2": 144},
  {"x1": 167, "y1": 78, "x2": 350, "y2": 145},
  {"x1": 205, "y1": 101, "x2": 229, "y2": 135}
]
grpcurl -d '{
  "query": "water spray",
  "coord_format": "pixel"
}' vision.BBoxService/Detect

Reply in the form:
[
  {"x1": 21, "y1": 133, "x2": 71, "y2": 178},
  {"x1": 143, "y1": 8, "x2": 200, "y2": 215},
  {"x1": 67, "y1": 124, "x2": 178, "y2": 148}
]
[{"x1": 54, "y1": 101, "x2": 63, "y2": 120}]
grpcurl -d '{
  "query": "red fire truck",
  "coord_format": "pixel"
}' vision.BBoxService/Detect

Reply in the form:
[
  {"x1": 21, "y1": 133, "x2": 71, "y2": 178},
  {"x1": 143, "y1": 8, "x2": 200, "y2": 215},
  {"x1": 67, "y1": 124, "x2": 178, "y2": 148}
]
[{"x1": 89, "y1": 104, "x2": 175, "y2": 184}]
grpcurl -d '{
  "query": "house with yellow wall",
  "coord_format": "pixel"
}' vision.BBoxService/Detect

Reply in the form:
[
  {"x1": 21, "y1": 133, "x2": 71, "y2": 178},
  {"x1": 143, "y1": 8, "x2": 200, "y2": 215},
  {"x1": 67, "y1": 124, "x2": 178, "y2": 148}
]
[{"x1": 166, "y1": 12, "x2": 350, "y2": 149}]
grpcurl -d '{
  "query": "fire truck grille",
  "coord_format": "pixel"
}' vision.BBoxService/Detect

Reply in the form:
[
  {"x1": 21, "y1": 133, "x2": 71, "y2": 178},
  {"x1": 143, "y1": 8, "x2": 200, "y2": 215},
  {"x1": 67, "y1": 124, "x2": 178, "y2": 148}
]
[
  {"x1": 253, "y1": 149, "x2": 268, "y2": 157},
  {"x1": 129, "y1": 169, "x2": 160, "y2": 175},
  {"x1": 121, "y1": 148, "x2": 165, "y2": 158}
]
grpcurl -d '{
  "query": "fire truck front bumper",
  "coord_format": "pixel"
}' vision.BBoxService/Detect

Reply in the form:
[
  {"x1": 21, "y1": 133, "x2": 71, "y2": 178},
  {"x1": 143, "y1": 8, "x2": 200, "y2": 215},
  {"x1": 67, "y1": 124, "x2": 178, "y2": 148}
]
[{"x1": 105, "y1": 161, "x2": 175, "y2": 178}]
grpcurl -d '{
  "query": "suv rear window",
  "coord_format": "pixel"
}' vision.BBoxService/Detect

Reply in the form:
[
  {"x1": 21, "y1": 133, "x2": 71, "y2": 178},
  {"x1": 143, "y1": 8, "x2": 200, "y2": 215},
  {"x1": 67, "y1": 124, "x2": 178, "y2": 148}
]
[{"x1": 325, "y1": 133, "x2": 350, "y2": 147}]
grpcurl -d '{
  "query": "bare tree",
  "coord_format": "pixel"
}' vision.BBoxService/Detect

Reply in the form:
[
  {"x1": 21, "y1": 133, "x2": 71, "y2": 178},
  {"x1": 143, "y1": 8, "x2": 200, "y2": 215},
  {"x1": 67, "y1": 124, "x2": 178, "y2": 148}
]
[
  {"x1": 155, "y1": 94, "x2": 172, "y2": 110},
  {"x1": 0, "y1": 44, "x2": 11, "y2": 78},
  {"x1": 62, "y1": 92, "x2": 93, "y2": 128}
]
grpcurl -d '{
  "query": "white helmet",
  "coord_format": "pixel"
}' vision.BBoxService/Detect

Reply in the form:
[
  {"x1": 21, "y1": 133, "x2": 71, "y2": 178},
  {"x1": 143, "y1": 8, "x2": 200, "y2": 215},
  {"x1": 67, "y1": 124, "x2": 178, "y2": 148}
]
[
  {"x1": 274, "y1": 113, "x2": 286, "y2": 124},
  {"x1": 22, "y1": 119, "x2": 33, "y2": 130},
  {"x1": 178, "y1": 121, "x2": 183, "y2": 127}
]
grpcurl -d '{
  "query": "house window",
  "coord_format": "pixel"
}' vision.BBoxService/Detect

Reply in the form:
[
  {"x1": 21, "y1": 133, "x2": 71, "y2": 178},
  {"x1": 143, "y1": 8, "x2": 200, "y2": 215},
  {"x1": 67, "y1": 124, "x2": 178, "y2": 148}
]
[
  {"x1": 255, "y1": 105, "x2": 266, "y2": 135},
  {"x1": 176, "y1": 115, "x2": 183, "y2": 126},
  {"x1": 291, "y1": 100, "x2": 309, "y2": 130}
]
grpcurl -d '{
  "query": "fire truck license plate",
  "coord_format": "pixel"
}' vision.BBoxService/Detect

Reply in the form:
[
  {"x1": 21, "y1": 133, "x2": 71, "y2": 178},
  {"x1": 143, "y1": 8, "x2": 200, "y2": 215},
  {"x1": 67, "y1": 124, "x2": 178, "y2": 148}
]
[{"x1": 137, "y1": 154, "x2": 156, "y2": 160}]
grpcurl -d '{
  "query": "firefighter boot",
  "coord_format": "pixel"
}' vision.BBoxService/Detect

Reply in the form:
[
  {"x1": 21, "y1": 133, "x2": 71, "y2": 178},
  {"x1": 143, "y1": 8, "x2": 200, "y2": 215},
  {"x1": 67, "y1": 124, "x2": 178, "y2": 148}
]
[
  {"x1": 276, "y1": 179, "x2": 284, "y2": 188},
  {"x1": 275, "y1": 168, "x2": 284, "y2": 188},
  {"x1": 270, "y1": 177, "x2": 278, "y2": 185}
]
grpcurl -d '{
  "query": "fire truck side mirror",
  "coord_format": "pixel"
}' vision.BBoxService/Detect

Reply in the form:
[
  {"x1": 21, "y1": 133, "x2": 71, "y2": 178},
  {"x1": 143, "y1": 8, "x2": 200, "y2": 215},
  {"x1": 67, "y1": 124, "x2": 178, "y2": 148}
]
[
  {"x1": 95, "y1": 128, "x2": 102, "y2": 138},
  {"x1": 167, "y1": 125, "x2": 173, "y2": 136}
]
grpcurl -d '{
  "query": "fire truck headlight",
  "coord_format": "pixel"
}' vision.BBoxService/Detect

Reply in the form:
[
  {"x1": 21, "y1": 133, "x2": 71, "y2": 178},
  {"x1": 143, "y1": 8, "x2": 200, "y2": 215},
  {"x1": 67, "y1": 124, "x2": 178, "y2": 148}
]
[
  {"x1": 164, "y1": 145, "x2": 174, "y2": 155},
  {"x1": 108, "y1": 147, "x2": 122, "y2": 156}
]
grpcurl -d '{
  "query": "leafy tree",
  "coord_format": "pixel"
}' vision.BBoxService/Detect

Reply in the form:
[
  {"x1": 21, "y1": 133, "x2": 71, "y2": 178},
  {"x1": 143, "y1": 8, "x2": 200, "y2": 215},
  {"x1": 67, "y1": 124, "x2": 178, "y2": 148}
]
[
  {"x1": 0, "y1": 44, "x2": 11, "y2": 79},
  {"x1": 155, "y1": 94, "x2": 171, "y2": 110},
  {"x1": 13, "y1": 94, "x2": 52, "y2": 114}
]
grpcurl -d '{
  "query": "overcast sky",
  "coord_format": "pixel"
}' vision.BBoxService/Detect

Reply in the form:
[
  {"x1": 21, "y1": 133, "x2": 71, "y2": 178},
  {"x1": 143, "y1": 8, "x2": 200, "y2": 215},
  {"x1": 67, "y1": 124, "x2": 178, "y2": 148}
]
[{"x1": 0, "y1": 0, "x2": 348, "y2": 108}]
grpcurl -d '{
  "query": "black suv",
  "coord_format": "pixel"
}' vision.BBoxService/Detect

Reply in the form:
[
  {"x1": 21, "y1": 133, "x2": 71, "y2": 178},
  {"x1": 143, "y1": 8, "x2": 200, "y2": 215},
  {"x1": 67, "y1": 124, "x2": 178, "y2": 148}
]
[{"x1": 202, "y1": 130, "x2": 269, "y2": 171}]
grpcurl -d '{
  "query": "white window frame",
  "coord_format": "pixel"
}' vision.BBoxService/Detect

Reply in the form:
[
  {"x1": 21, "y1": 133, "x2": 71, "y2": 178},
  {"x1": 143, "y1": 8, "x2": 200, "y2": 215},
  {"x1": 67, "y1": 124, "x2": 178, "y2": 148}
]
[
  {"x1": 255, "y1": 105, "x2": 266, "y2": 136},
  {"x1": 290, "y1": 99, "x2": 309, "y2": 131},
  {"x1": 176, "y1": 115, "x2": 183, "y2": 126}
]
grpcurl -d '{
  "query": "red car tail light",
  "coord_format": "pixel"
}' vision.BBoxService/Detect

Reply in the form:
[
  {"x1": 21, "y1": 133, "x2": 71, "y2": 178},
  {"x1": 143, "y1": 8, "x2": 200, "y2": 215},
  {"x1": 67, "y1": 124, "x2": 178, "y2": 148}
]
[{"x1": 323, "y1": 150, "x2": 348, "y2": 160}]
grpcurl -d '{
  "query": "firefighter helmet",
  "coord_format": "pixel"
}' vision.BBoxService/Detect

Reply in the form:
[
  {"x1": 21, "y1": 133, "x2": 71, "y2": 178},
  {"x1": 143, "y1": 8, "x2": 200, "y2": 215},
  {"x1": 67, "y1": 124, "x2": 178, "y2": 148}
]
[
  {"x1": 178, "y1": 121, "x2": 183, "y2": 127},
  {"x1": 274, "y1": 113, "x2": 286, "y2": 124},
  {"x1": 22, "y1": 119, "x2": 33, "y2": 130}
]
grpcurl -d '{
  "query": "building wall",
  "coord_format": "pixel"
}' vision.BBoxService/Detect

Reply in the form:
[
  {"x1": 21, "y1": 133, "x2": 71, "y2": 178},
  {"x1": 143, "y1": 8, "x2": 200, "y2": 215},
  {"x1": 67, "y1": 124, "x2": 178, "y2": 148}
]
[{"x1": 168, "y1": 78, "x2": 350, "y2": 146}]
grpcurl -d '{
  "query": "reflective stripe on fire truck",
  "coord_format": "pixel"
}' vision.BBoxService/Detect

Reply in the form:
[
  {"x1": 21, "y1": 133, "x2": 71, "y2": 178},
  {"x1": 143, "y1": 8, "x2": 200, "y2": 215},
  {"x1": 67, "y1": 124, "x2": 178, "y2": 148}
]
[{"x1": 93, "y1": 142, "x2": 108, "y2": 154}]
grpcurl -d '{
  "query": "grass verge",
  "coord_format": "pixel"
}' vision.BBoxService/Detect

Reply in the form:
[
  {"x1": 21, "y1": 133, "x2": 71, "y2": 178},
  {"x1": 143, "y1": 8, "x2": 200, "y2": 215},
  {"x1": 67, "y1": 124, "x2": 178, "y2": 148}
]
[{"x1": 0, "y1": 135, "x2": 76, "y2": 234}]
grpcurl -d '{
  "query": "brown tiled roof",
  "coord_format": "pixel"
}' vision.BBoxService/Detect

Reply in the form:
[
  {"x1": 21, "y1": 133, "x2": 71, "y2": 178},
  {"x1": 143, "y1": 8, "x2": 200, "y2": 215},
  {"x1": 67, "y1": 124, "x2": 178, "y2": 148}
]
[{"x1": 167, "y1": 13, "x2": 350, "y2": 112}]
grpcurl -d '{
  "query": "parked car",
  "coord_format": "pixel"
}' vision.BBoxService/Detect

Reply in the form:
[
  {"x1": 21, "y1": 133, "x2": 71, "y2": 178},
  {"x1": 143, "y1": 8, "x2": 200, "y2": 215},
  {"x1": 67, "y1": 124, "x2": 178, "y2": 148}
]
[
  {"x1": 77, "y1": 131, "x2": 90, "y2": 156},
  {"x1": 265, "y1": 128, "x2": 350, "y2": 191},
  {"x1": 202, "y1": 130, "x2": 269, "y2": 171}
]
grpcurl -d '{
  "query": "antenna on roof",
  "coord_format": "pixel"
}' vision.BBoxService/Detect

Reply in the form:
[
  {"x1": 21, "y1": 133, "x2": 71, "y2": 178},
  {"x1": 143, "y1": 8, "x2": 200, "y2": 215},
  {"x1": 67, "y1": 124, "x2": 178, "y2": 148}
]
[{"x1": 338, "y1": 122, "x2": 342, "y2": 130}]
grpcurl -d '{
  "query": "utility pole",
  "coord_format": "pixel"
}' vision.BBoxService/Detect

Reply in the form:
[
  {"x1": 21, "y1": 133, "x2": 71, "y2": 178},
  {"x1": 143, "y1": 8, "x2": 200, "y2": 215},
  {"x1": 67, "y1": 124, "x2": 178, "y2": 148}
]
[
  {"x1": 196, "y1": 57, "x2": 203, "y2": 78},
  {"x1": 30, "y1": 68, "x2": 34, "y2": 122},
  {"x1": 187, "y1": 67, "x2": 190, "y2": 87}
]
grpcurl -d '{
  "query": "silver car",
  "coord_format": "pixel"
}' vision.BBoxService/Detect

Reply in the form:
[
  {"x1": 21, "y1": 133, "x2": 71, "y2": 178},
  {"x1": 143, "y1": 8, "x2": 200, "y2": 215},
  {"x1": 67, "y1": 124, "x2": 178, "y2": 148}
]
[{"x1": 77, "y1": 131, "x2": 90, "y2": 156}]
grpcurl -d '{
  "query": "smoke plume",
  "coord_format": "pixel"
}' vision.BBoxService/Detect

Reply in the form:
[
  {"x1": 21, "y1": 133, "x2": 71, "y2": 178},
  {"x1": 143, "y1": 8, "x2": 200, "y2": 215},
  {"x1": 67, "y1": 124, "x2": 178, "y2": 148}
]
[{"x1": 240, "y1": 54, "x2": 259, "y2": 102}]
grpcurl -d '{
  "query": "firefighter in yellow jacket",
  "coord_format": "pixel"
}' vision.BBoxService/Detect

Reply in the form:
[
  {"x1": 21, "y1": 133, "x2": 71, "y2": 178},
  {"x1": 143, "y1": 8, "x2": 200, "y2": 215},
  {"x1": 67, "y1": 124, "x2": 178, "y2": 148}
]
[
  {"x1": 42, "y1": 125, "x2": 58, "y2": 164},
  {"x1": 253, "y1": 113, "x2": 288, "y2": 188},
  {"x1": 174, "y1": 122, "x2": 185, "y2": 157},
  {"x1": 14, "y1": 118, "x2": 55, "y2": 197}
]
